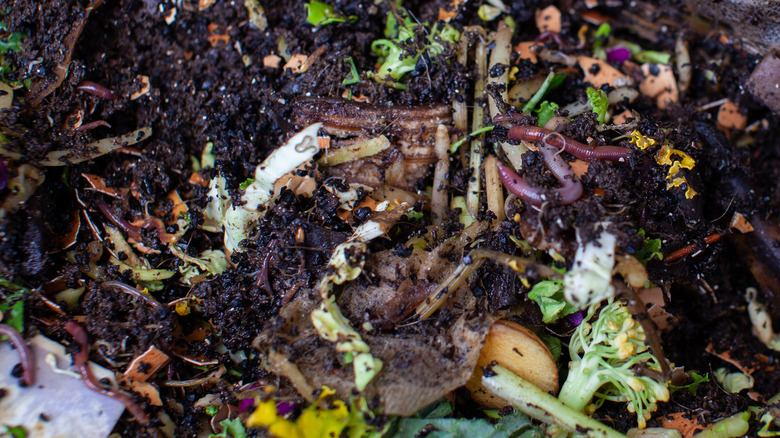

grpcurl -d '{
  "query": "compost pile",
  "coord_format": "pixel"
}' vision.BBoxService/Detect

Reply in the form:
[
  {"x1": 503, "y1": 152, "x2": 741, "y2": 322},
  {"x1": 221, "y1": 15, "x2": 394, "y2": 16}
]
[{"x1": 0, "y1": 0, "x2": 779, "y2": 437}]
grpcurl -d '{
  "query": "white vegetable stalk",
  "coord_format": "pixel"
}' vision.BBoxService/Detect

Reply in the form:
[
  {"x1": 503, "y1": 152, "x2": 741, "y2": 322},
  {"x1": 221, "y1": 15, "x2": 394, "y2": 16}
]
[
  {"x1": 203, "y1": 123, "x2": 321, "y2": 254},
  {"x1": 564, "y1": 224, "x2": 617, "y2": 309}
]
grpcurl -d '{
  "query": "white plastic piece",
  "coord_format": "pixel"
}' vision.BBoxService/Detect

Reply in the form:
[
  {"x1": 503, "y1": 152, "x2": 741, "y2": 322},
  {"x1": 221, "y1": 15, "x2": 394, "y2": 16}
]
[{"x1": 0, "y1": 336, "x2": 125, "y2": 438}]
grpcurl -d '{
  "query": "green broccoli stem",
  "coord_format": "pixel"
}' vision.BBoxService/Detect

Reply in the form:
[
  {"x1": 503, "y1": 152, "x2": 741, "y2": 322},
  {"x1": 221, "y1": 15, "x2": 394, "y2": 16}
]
[
  {"x1": 557, "y1": 354, "x2": 607, "y2": 412},
  {"x1": 482, "y1": 365, "x2": 626, "y2": 438}
]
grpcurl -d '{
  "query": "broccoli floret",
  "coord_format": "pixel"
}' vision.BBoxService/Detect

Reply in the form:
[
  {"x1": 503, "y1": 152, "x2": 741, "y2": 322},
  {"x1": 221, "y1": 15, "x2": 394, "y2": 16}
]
[{"x1": 558, "y1": 299, "x2": 670, "y2": 429}]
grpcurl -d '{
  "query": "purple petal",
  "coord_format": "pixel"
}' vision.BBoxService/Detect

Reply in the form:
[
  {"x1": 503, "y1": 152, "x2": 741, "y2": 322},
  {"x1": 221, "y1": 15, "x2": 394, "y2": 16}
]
[
  {"x1": 606, "y1": 46, "x2": 632, "y2": 64},
  {"x1": 276, "y1": 401, "x2": 298, "y2": 416},
  {"x1": 566, "y1": 311, "x2": 584, "y2": 327},
  {"x1": 238, "y1": 398, "x2": 254, "y2": 413}
]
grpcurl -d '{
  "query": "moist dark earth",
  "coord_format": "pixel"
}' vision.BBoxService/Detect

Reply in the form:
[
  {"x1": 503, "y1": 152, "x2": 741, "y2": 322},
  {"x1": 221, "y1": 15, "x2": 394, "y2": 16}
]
[{"x1": 0, "y1": 0, "x2": 779, "y2": 436}]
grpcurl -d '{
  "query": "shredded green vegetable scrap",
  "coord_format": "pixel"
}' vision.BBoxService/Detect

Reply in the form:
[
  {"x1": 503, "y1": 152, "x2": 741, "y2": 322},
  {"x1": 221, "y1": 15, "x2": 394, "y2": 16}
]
[
  {"x1": 522, "y1": 71, "x2": 565, "y2": 114},
  {"x1": 305, "y1": 1, "x2": 353, "y2": 27},
  {"x1": 586, "y1": 87, "x2": 608, "y2": 124},
  {"x1": 669, "y1": 371, "x2": 708, "y2": 396},
  {"x1": 592, "y1": 23, "x2": 611, "y2": 60},
  {"x1": 208, "y1": 418, "x2": 247, "y2": 438},
  {"x1": 449, "y1": 126, "x2": 495, "y2": 153},
  {"x1": 342, "y1": 56, "x2": 360, "y2": 86},
  {"x1": 635, "y1": 229, "x2": 663, "y2": 264},
  {"x1": 534, "y1": 101, "x2": 559, "y2": 127},
  {"x1": 370, "y1": 6, "x2": 460, "y2": 89},
  {"x1": 528, "y1": 266, "x2": 578, "y2": 324}
]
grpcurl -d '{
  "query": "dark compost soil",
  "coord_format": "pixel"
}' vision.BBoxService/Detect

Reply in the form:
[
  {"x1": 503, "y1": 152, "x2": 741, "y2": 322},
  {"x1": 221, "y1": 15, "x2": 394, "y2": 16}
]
[{"x1": 0, "y1": 0, "x2": 778, "y2": 436}]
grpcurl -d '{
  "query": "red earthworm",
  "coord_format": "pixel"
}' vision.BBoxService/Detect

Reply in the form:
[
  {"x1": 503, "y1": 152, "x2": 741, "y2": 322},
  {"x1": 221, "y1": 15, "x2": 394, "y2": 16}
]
[
  {"x1": 508, "y1": 125, "x2": 633, "y2": 162},
  {"x1": 101, "y1": 281, "x2": 161, "y2": 307},
  {"x1": 534, "y1": 30, "x2": 568, "y2": 49},
  {"x1": 64, "y1": 321, "x2": 151, "y2": 425},
  {"x1": 76, "y1": 81, "x2": 118, "y2": 100},
  {"x1": 0, "y1": 323, "x2": 34, "y2": 386},
  {"x1": 75, "y1": 120, "x2": 112, "y2": 131},
  {"x1": 496, "y1": 144, "x2": 583, "y2": 206},
  {"x1": 665, "y1": 229, "x2": 731, "y2": 263},
  {"x1": 97, "y1": 202, "x2": 142, "y2": 241}
]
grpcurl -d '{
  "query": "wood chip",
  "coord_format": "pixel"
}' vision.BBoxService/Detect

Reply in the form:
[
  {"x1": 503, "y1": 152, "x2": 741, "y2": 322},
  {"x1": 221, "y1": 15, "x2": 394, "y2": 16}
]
[
  {"x1": 638, "y1": 287, "x2": 676, "y2": 331},
  {"x1": 578, "y1": 56, "x2": 631, "y2": 88},
  {"x1": 612, "y1": 109, "x2": 634, "y2": 125},
  {"x1": 535, "y1": 5, "x2": 561, "y2": 33},
  {"x1": 438, "y1": 0, "x2": 465, "y2": 22},
  {"x1": 317, "y1": 136, "x2": 330, "y2": 149},
  {"x1": 198, "y1": 0, "x2": 216, "y2": 10},
  {"x1": 167, "y1": 190, "x2": 188, "y2": 224},
  {"x1": 283, "y1": 54, "x2": 308, "y2": 73},
  {"x1": 163, "y1": 7, "x2": 176, "y2": 25},
  {"x1": 639, "y1": 63, "x2": 679, "y2": 109},
  {"x1": 730, "y1": 212, "x2": 754, "y2": 234},
  {"x1": 514, "y1": 41, "x2": 540, "y2": 63},
  {"x1": 717, "y1": 100, "x2": 748, "y2": 130},
  {"x1": 661, "y1": 412, "x2": 704, "y2": 438},
  {"x1": 130, "y1": 75, "x2": 150, "y2": 100},
  {"x1": 81, "y1": 173, "x2": 122, "y2": 198},
  {"x1": 263, "y1": 54, "x2": 281, "y2": 68},
  {"x1": 705, "y1": 342, "x2": 754, "y2": 374},
  {"x1": 122, "y1": 378, "x2": 163, "y2": 406},
  {"x1": 570, "y1": 159, "x2": 589, "y2": 178},
  {"x1": 124, "y1": 346, "x2": 170, "y2": 382}
]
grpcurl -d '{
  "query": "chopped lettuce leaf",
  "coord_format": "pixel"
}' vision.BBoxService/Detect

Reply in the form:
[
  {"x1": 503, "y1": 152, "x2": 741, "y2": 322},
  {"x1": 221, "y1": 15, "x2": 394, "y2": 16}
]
[
  {"x1": 635, "y1": 229, "x2": 663, "y2": 264},
  {"x1": 528, "y1": 274, "x2": 578, "y2": 324},
  {"x1": 208, "y1": 418, "x2": 247, "y2": 438},
  {"x1": 534, "y1": 101, "x2": 559, "y2": 127},
  {"x1": 586, "y1": 87, "x2": 608, "y2": 124},
  {"x1": 392, "y1": 410, "x2": 534, "y2": 438},
  {"x1": 370, "y1": 9, "x2": 459, "y2": 88},
  {"x1": 305, "y1": 1, "x2": 348, "y2": 26}
]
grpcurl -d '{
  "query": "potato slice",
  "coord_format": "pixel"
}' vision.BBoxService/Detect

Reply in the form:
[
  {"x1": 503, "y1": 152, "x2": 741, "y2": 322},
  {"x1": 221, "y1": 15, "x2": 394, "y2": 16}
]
[{"x1": 466, "y1": 320, "x2": 559, "y2": 408}]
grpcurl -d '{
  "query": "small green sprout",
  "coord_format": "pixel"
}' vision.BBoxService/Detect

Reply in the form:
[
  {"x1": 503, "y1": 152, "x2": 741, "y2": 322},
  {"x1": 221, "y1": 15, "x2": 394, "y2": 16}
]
[
  {"x1": 586, "y1": 87, "x2": 608, "y2": 124},
  {"x1": 558, "y1": 299, "x2": 670, "y2": 429},
  {"x1": 205, "y1": 405, "x2": 219, "y2": 416}
]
